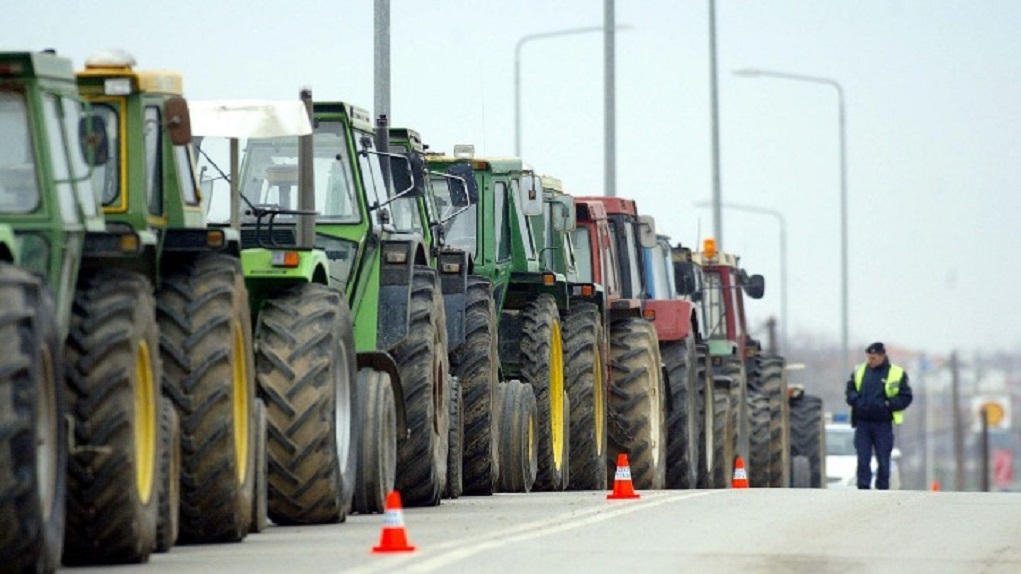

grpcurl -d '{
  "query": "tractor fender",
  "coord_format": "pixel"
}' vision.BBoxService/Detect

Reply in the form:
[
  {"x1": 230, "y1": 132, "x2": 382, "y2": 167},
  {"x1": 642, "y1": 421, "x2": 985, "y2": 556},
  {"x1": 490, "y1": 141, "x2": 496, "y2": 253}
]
[
  {"x1": 356, "y1": 351, "x2": 409, "y2": 439},
  {"x1": 376, "y1": 239, "x2": 417, "y2": 350},
  {"x1": 438, "y1": 249, "x2": 470, "y2": 349},
  {"x1": 642, "y1": 299, "x2": 696, "y2": 342}
]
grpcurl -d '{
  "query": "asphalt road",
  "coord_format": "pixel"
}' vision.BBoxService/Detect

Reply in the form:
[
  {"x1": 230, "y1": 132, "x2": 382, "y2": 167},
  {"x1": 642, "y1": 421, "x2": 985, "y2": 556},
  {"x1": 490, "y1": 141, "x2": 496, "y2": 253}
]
[{"x1": 65, "y1": 489, "x2": 1021, "y2": 574}]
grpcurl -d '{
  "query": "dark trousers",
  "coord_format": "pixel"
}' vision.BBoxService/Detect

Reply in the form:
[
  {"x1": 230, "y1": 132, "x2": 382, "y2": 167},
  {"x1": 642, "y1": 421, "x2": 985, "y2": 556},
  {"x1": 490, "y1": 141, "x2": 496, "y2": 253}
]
[{"x1": 854, "y1": 420, "x2": 894, "y2": 489}]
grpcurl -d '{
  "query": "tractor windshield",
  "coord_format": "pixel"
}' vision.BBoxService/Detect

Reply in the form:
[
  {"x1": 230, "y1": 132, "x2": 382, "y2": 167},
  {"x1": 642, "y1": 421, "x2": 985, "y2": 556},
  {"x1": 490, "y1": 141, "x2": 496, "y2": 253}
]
[
  {"x1": 0, "y1": 90, "x2": 40, "y2": 213},
  {"x1": 429, "y1": 176, "x2": 477, "y2": 256},
  {"x1": 238, "y1": 124, "x2": 360, "y2": 222},
  {"x1": 645, "y1": 243, "x2": 672, "y2": 300},
  {"x1": 87, "y1": 102, "x2": 120, "y2": 207},
  {"x1": 571, "y1": 228, "x2": 593, "y2": 282},
  {"x1": 703, "y1": 270, "x2": 728, "y2": 338}
]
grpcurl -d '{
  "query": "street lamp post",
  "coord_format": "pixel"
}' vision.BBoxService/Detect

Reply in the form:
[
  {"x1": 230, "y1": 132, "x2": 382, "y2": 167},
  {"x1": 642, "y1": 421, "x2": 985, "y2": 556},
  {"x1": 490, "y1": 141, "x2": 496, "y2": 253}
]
[
  {"x1": 514, "y1": 24, "x2": 630, "y2": 172},
  {"x1": 695, "y1": 201, "x2": 787, "y2": 352},
  {"x1": 733, "y1": 68, "x2": 849, "y2": 371}
]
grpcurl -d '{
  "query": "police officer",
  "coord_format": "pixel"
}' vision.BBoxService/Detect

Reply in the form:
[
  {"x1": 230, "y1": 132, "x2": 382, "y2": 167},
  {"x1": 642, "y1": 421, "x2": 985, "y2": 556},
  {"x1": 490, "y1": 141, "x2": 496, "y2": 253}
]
[{"x1": 845, "y1": 342, "x2": 912, "y2": 490}]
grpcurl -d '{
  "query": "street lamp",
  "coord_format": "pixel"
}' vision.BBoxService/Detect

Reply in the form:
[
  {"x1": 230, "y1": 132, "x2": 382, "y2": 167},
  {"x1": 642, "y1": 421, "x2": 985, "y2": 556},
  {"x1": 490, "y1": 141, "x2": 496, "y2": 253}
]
[
  {"x1": 733, "y1": 67, "x2": 849, "y2": 371},
  {"x1": 514, "y1": 24, "x2": 631, "y2": 158},
  {"x1": 695, "y1": 201, "x2": 788, "y2": 352}
]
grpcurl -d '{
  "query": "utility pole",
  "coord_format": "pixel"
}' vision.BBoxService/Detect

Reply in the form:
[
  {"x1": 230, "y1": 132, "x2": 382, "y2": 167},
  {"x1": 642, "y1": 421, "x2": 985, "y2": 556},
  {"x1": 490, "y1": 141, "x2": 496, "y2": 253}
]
[
  {"x1": 708, "y1": 0, "x2": 723, "y2": 246},
  {"x1": 951, "y1": 351, "x2": 964, "y2": 491},
  {"x1": 604, "y1": 0, "x2": 616, "y2": 197}
]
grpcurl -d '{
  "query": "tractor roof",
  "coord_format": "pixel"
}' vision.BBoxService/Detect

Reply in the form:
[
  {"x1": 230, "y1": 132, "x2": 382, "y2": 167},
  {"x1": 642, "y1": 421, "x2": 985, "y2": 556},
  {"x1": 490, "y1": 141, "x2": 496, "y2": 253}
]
[
  {"x1": 189, "y1": 100, "x2": 312, "y2": 138},
  {"x1": 77, "y1": 49, "x2": 182, "y2": 95},
  {"x1": 574, "y1": 196, "x2": 638, "y2": 217},
  {"x1": 0, "y1": 51, "x2": 75, "y2": 82}
]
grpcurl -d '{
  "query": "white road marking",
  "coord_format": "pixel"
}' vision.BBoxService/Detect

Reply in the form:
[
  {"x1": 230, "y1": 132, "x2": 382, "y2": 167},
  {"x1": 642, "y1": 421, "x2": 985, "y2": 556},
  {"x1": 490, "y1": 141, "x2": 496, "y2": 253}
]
[{"x1": 345, "y1": 490, "x2": 724, "y2": 574}]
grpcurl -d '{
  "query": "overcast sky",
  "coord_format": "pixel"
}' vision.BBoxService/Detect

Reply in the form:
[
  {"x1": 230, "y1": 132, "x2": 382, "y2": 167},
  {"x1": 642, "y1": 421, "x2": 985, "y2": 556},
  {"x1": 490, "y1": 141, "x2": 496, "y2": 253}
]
[{"x1": 7, "y1": 0, "x2": 1020, "y2": 356}]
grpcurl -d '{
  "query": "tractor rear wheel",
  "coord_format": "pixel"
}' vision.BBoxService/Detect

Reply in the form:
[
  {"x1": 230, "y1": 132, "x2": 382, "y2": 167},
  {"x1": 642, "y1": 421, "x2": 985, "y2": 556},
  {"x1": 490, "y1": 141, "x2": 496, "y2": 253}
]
[
  {"x1": 249, "y1": 399, "x2": 268, "y2": 532},
  {"x1": 790, "y1": 393, "x2": 825, "y2": 487},
  {"x1": 497, "y1": 380, "x2": 538, "y2": 493},
  {"x1": 694, "y1": 344, "x2": 712, "y2": 488},
  {"x1": 521, "y1": 295, "x2": 567, "y2": 491},
  {"x1": 453, "y1": 276, "x2": 499, "y2": 495},
  {"x1": 155, "y1": 400, "x2": 180, "y2": 552},
  {"x1": 256, "y1": 283, "x2": 357, "y2": 524},
  {"x1": 565, "y1": 302, "x2": 606, "y2": 491},
  {"x1": 354, "y1": 369, "x2": 396, "y2": 514},
  {"x1": 710, "y1": 382, "x2": 733, "y2": 488},
  {"x1": 760, "y1": 354, "x2": 790, "y2": 488},
  {"x1": 607, "y1": 318, "x2": 667, "y2": 490},
  {"x1": 63, "y1": 270, "x2": 160, "y2": 565},
  {"x1": 445, "y1": 377, "x2": 463, "y2": 499},
  {"x1": 721, "y1": 354, "x2": 747, "y2": 466},
  {"x1": 157, "y1": 253, "x2": 255, "y2": 542},
  {"x1": 747, "y1": 391, "x2": 771, "y2": 488},
  {"x1": 0, "y1": 265, "x2": 65, "y2": 572},
  {"x1": 393, "y1": 267, "x2": 450, "y2": 507},
  {"x1": 663, "y1": 335, "x2": 700, "y2": 489}
]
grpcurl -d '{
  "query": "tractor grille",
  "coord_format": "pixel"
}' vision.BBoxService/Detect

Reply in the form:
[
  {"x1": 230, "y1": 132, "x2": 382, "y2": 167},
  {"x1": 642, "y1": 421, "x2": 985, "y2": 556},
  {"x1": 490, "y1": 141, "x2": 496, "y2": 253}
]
[{"x1": 240, "y1": 226, "x2": 297, "y2": 249}]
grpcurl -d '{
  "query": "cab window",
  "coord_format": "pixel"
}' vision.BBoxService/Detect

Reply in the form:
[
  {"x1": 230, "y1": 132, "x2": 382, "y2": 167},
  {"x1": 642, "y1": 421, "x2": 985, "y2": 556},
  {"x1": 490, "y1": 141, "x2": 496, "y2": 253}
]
[
  {"x1": 88, "y1": 103, "x2": 120, "y2": 206},
  {"x1": 0, "y1": 90, "x2": 39, "y2": 213},
  {"x1": 494, "y1": 181, "x2": 512, "y2": 261},
  {"x1": 144, "y1": 106, "x2": 163, "y2": 216}
]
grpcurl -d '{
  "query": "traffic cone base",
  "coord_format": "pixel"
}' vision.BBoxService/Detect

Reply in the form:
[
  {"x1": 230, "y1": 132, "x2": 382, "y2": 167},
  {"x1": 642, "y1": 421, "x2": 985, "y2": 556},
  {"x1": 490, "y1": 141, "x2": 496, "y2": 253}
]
[
  {"x1": 372, "y1": 491, "x2": 416, "y2": 553},
  {"x1": 732, "y1": 456, "x2": 749, "y2": 489},
  {"x1": 607, "y1": 453, "x2": 641, "y2": 500}
]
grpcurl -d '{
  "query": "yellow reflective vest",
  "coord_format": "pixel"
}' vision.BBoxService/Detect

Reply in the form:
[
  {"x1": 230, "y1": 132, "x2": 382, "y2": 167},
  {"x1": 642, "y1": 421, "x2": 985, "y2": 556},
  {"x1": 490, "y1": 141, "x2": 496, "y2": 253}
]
[{"x1": 854, "y1": 363, "x2": 905, "y2": 424}]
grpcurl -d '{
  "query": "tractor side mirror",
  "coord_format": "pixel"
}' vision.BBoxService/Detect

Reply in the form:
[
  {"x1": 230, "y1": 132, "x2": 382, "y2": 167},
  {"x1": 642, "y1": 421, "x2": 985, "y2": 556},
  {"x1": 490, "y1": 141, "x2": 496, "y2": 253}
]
[
  {"x1": 520, "y1": 174, "x2": 543, "y2": 216},
  {"x1": 674, "y1": 260, "x2": 700, "y2": 299},
  {"x1": 78, "y1": 113, "x2": 109, "y2": 166},
  {"x1": 744, "y1": 273, "x2": 765, "y2": 299},
  {"x1": 551, "y1": 195, "x2": 576, "y2": 232},
  {"x1": 446, "y1": 162, "x2": 477, "y2": 207},
  {"x1": 638, "y1": 215, "x2": 657, "y2": 248},
  {"x1": 165, "y1": 96, "x2": 193, "y2": 146},
  {"x1": 389, "y1": 152, "x2": 426, "y2": 198}
]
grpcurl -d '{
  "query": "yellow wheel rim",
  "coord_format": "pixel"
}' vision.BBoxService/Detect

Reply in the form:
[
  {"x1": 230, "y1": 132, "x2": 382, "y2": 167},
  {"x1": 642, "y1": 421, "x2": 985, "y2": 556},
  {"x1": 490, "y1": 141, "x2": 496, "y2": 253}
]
[
  {"x1": 594, "y1": 341, "x2": 604, "y2": 456},
  {"x1": 134, "y1": 340, "x2": 156, "y2": 504},
  {"x1": 232, "y1": 319, "x2": 249, "y2": 484},
  {"x1": 528, "y1": 411, "x2": 535, "y2": 463},
  {"x1": 550, "y1": 320, "x2": 564, "y2": 471}
]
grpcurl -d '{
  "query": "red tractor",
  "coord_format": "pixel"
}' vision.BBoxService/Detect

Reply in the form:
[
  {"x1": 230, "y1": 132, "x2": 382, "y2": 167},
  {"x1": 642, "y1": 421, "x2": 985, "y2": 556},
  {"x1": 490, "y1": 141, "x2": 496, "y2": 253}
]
[{"x1": 574, "y1": 197, "x2": 702, "y2": 490}]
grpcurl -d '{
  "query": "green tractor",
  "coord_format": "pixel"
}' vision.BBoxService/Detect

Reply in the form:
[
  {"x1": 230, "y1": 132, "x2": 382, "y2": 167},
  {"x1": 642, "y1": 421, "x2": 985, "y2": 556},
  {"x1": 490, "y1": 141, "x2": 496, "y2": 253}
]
[
  {"x1": 529, "y1": 177, "x2": 610, "y2": 491},
  {"x1": 387, "y1": 128, "x2": 495, "y2": 499},
  {"x1": 0, "y1": 50, "x2": 165, "y2": 568},
  {"x1": 77, "y1": 50, "x2": 258, "y2": 550},
  {"x1": 191, "y1": 94, "x2": 360, "y2": 524},
  {"x1": 426, "y1": 150, "x2": 570, "y2": 493}
]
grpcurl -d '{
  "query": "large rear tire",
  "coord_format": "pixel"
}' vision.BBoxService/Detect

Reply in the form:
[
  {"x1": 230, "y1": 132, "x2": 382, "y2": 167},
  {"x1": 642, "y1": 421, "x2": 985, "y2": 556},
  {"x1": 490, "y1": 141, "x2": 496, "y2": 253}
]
[
  {"x1": 453, "y1": 276, "x2": 499, "y2": 496},
  {"x1": 497, "y1": 380, "x2": 538, "y2": 493},
  {"x1": 521, "y1": 295, "x2": 567, "y2": 492},
  {"x1": 393, "y1": 267, "x2": 449, "y2": 507},
  {"x1": 444, "y1": 376, "x2": 463, "y2": 499},
  {"x1": 710, "y1": 381, "x2": 733, "y2": 488},
  {"x1": 694, "y1": 344, "x2": 712, "y2": 488},
  {"x1": 155, "y1": 401, "x2": 180, "y2": 552},
  {"x1": 353, "y1": 369, "x2": 396, "y2": 514},
  {"x1": 249, "y1": 399, "x2": 268, "y2": 533},
  {"x1": 747, "y1": 391, "x2": 771, "y2": 488},
  {"x1": 790, "y1": 393, "x2": 825, "y2": 488},
  {"x1": 721, "y1": 354, "x2": 747, "y2": 467},
  {"x1": 63, "y1": 270, "x2": 160, "y2": 565},
  {"x1": 663, "y1": 336, "x2": 700, "y2": 489},
  {"x1": 255, "y1": 283, "x2": 356, "y2": 524},
  {"x1": 0, "y1": 265, "x2": 65, "y2": 572},
  {"x1": 565, "y1": 302, "x2": 606, "y2": 491},
  {"x1": 754, "y1": 354, "x2": 789, "y2": 488},
  {"x1": 791, "y1": 455, "x2": 811, "y2": 488},
  {"x1": 607, "y1": 318, "x2": 666, "y2": 490},
  {"x1": 157, "y1": 253, "x2": 255, "y2": 542}
]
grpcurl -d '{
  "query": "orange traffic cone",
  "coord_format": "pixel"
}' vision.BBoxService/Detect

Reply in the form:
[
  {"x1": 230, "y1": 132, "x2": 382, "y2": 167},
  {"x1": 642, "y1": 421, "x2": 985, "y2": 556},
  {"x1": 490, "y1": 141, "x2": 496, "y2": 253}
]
[
  {"x1": 931, "y1": 481, "x2": 941, "y2": 492},
  {"x1": 731, "y1": 456, "x2": 749, "y2": 489},
  {"x1": 372, "y1": 491, "x2": 416, "y2": 553},
  {"x1": 607, "y1": 453, "x2": 641, "y2": 500}
]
